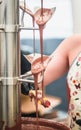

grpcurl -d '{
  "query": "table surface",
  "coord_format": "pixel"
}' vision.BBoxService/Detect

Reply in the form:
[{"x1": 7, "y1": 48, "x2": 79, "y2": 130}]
[{"x1": 21, "y1": 94, "x2": 61, "y2": 116}]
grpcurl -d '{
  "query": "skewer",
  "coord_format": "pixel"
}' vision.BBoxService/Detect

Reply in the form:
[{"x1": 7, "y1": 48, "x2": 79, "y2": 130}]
[{"x1": 19, "y1": 26, "x2": 39, "y2": 30}]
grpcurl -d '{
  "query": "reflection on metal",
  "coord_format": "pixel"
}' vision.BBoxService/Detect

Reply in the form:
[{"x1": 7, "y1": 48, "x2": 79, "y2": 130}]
[
  {"x1": 0, "y1": 0, "x2": 20, "y2": 129},
  {"x1": 0, "y1": 24, "x2": 19, "y2": 32}
]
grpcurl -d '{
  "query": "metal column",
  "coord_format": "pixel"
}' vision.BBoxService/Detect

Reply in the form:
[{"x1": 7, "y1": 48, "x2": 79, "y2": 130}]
[{"x1": 0, "y1": 0, "x2": 21, "y2": 129}]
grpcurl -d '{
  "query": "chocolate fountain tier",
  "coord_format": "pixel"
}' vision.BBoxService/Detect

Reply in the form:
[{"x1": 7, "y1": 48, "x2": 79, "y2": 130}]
[{"x1": 21, "y1": 117, "x2": 70, "y2": 130}]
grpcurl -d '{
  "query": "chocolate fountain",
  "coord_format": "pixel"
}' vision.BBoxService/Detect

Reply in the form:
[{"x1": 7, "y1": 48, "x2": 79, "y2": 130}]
[{"x1": 0, "y1": 0, "x2": 70, "y2": 130}]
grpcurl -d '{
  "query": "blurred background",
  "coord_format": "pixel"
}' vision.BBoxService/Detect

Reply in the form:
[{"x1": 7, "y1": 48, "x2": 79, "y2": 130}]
[{"x1": 20, "y1": 0, "x2": 81, "y2": 119}]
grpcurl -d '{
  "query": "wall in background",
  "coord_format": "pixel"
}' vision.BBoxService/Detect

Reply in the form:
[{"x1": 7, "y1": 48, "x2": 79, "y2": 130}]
[{"x1": 71, "y1": 0, "x2": 81, "y2": 34}]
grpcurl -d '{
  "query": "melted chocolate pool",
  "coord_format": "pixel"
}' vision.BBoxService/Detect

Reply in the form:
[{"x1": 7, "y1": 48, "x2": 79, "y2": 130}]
[{"x1": 21, "y1": 117, "x2": 70, "y2": 130}]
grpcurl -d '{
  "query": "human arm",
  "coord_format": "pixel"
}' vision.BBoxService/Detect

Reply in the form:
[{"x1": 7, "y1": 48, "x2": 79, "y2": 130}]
[
  {"x1": 43, "y1": 34, "x2": 81, "y2": 87},
  {"x1": 43, "y1": 42, "x2": 69, "y2": 87}
]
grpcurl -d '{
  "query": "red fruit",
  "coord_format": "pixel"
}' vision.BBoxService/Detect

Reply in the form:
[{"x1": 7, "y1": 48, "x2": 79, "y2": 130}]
[{"x1": 41, "y1": 98, "x2": 51, "y2": 108}]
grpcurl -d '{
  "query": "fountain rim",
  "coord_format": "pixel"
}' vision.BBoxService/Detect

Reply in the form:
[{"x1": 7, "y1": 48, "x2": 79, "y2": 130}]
[{"x1": 21, "y1": 117, "x2": 70, "y2": 130}]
